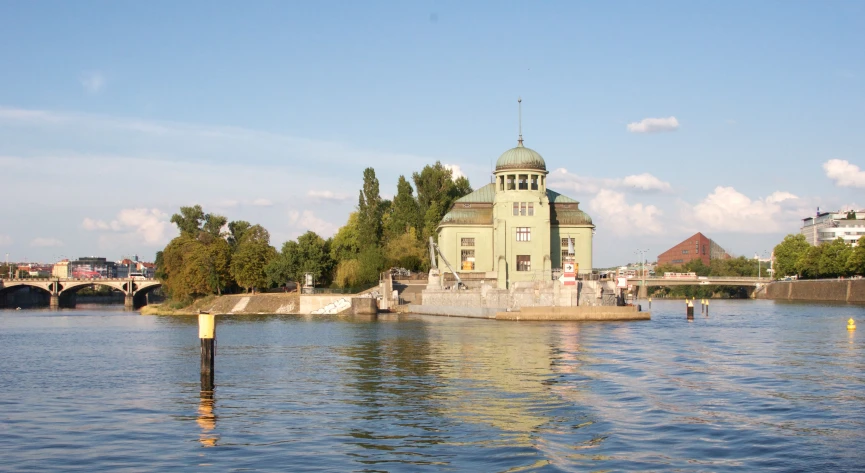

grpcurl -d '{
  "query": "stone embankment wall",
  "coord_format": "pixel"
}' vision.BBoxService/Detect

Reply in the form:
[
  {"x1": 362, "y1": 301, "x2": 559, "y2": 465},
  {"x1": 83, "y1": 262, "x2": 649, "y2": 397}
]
[
  {"x1": 760, "y1": 280, "x2": 865, "y2": 303},
  {"x1": 143, "y1": 292, "x2": 381, "y2": 315}
]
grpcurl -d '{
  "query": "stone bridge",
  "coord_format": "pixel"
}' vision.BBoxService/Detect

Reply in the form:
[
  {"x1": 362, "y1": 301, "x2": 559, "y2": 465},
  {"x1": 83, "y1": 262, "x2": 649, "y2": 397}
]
[
  {"x1": 626, "y1": 276, "x2": 767, "y2": 298},
  {"x1": 0, "y1": 277, "x2": 162, "y2": 309}
]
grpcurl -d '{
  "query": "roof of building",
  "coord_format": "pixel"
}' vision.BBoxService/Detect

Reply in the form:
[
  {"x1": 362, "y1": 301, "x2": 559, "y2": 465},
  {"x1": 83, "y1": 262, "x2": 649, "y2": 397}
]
[
  {"x1": 495, "y1": 144, "x2": 547, "y2": 172},
  {"x1": 455, "y1": 183, "x2": 496, "y2": 203},
  {"x1": 439, "y1": 185, "x2": 593, "y2": 227},
  {"x1": 439, "y1": 207, "x2": 494, "y2": 225}
]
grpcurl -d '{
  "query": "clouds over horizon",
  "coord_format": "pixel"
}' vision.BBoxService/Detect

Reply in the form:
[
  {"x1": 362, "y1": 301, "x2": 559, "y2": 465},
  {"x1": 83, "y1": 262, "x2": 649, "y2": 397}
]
[
  {"x1": 588, "y1": 190, "x2": 663, "y2": 236},
  {"x1": 689, "y1": 186, "x2": 801, "y2": 234},
  {"x1": 626, "y1": 116, "x2": 679, "y2": 133},
  {"x1": 82, "y1": 208, "x2": 175, "y2": 250},
  {"x1": 824, "y1": 159, "x2": 865, "y2": 188},
  {"x1": 30, "y1": 237, "x2": 64, "y2": 248},
  {"x1": 549, "y1": 168, "x2": 672, "y2": 195}
]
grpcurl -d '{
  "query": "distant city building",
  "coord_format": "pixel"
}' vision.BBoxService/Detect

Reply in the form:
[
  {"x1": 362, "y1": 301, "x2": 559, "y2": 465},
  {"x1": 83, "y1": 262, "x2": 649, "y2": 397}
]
[
  {"x1": 801, "y1": 209, "x2": 865, "y2": 246},
  {"x1": 657, "y1": 232, "x2": 728, "y2": 267},
  {"x1": 69, "y1": 257, "x2": 116, "y2": 278},
  {"x1": 52, "y1": 259, "x2": 70, "y2": 278},
  {"x1": 117, "y1": 256, "x2": 156, "y2": 278}
]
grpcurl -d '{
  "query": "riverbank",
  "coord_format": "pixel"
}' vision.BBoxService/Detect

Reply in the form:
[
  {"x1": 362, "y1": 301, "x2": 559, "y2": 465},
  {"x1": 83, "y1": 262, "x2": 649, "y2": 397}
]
[
  {"x1": 759, "y1": 279, "x2": 865, "y2": 303},
  {"x1": 141, "y1": 293, "x2": 301, "y2": 316}
]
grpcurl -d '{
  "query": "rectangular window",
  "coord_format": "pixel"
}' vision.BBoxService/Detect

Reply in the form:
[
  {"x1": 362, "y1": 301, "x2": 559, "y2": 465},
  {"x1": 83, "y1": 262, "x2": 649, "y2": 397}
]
[
  {"x1": 518, "y1": 174, "x2": 529, "y2": 190},
  {"x1": 682, "y1": 250, "x2": 689, "y2": 254},
  {"x1": 528, "y1": 202, "x2": 534, "y2": 216},
  {"x1": 516, "y1": 227, "x2": 531, "y2": 242},
  {"x1": 513, "y1": 202, "x2": 519, "y2": 216},
  {"x1": 460, "y1": 238, "x2": 475, "y2": 247},
  {"x1": 516, "y1": 255, "x2": 531, "y2": 272},
  {"x1": 561, "y1": 237, "x2": 574, "y2": 262},
  {"x1": 507, "y1": 175, "x2": 516, "y2": 190},
  {"x1": 531, "y1": 175, "x2": 539, "y2": 190},
  {"x1": 461, "y1": 249, "x2": 475, "y2": 271},
  {"x1": 520, "y1": 202, "x2": 527, "y2": 216}
]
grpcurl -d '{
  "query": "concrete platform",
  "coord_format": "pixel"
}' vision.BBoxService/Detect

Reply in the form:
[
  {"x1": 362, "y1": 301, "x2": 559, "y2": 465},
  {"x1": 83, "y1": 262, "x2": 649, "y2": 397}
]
[{"x1": 496, "y1": 306, "x2": 650, "y2": 321}]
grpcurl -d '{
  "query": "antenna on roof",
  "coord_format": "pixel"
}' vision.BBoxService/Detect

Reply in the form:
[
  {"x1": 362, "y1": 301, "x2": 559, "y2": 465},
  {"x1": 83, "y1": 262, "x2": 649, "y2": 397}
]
[{"x1": 517, "y1": 97, "x2": 524, "y2": 147}]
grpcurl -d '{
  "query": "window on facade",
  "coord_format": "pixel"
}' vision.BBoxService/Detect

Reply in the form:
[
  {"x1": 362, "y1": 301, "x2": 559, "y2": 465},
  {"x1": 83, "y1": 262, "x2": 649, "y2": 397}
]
[
  {"x1": 702, "y1": 247, "x2": 706, "y2": 255},
  {"x1": 561, "y1": 237, "x2": 575, "y2": 262},
  {"x1": 518, "y1": 174, "x2": 528, "y2": 190},
  {"x1": 520, "y1": 202, "x2": 527, "y2": 216},
  {"x1": 507, "y1": 175, "x2": 516, "y2": 190},
  {"x1": 516, "y1": 227, "x2": 531, "y2": 242},
  {"x1": 513, "y1": 202, "x2": 519, "y2": 216},
  {"x1": 531, "y1": 175, "x2": 539, "y2": 190},
  {"x1": 516, "y1": 255, "x2": 531, "y2": 271},
  {"x1": 461, "y1": 249, "x2": 475, "y2": 271},
  {"x1": 682, "y1": 250, "x2": 689, "y2": 254},
  {"x1": 499, "y1": 176, "x2": 504, "y2": 191},
  {"x1": 528, "y1": 202, "x2": 534, "y2": 216},
  {"x1": 461, "y1": 238, "x2": 475, "y2": 247}
]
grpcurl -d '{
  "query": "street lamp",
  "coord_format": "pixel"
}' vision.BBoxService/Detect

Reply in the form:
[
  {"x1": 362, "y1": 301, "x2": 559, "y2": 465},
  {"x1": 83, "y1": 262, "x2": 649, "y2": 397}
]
[{"x1": 634, "y1": 249, "x2": 649, "y2": 300}]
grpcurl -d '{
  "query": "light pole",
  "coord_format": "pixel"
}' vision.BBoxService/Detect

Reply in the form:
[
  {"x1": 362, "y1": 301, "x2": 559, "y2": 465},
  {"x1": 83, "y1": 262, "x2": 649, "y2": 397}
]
[{"x1": 634, "y1": 249, "x2": 649, "y2": 300}]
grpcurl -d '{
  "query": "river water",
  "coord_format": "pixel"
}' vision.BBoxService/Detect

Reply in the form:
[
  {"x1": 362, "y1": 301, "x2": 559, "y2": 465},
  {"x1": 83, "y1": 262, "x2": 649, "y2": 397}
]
[{"x1": 1, "y1": 300, "x2": 863, "y2": 472}]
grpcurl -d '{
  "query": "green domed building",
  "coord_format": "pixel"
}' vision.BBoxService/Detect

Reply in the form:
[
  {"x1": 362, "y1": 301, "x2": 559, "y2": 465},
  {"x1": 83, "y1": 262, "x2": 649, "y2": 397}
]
[{"x1": 437, "y1": 139, "x2": 594, "y2": 289}]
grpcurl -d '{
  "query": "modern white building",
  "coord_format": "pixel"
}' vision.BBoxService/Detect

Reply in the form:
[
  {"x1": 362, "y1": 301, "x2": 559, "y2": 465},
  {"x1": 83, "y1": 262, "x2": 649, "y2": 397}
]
[{"x1": 801, "y1": 210, "x2": 865, "y2": 246}]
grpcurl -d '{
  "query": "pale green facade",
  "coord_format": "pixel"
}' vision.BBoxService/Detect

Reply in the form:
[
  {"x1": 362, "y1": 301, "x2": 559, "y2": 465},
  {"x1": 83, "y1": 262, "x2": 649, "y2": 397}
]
[{"x1": 437, "y1": 142, "x2": 594, "y2": 289}]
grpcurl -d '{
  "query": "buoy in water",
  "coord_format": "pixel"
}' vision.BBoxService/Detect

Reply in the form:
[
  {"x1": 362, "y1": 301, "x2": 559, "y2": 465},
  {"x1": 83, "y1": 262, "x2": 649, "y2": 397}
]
[{"x1": 848, "y1": 318, "x2": 856, "y2": 331}]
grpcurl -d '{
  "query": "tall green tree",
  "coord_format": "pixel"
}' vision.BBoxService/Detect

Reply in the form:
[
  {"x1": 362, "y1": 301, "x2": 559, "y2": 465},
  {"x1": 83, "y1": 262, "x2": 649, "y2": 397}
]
[
  {"x1": 227, "y1": 220, "x2": 252, "y2": 251},
  {"x1": 387, "y1": 175, "x2": 422, "y2": 239},
  {"x1": 847, "y1": 237, "x2": 865, "y2": 275},
  {"x1": 818, "y1": 238, "x2": 852, "y2": 278},
  {"x1": 412, "y1": 162, "x2": 472, "y2": 240},
  {"x1": 170, "y1": 205, "x2": 205, "y2": 236},
  {"x1": 230, "y1": 224, "x2": 277, "y2": 293},
  {"x1": 265, "y1": 231, "x2": 334, "y2": 287},
  {"x1": 357, "y1": 167, "x2": 383, "y2": 248},
  {"x1": 330, "y1": 212, "x2": 362, "y2": 262},
  {"x1": 773, "y1": 234, "x2": 810, "y2": 279}
]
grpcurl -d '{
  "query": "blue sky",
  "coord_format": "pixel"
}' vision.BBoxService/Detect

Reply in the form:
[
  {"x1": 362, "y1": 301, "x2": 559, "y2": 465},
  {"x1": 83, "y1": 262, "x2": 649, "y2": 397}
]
[{"x1": 1, "y1": 1, "x2": 863, "y2": 267}]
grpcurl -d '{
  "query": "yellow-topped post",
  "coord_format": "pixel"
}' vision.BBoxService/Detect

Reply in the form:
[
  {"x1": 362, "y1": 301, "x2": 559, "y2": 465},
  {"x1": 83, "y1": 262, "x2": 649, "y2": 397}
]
[
  {"x1": 848, "y1": 318, "x2": 856, "y2": 331},
  {"x1": 686, "y1": 300, "x2": 694, "y2": 320},
  {"x1": 199, "y1": 312, "x2": 216, "y2": 391}
]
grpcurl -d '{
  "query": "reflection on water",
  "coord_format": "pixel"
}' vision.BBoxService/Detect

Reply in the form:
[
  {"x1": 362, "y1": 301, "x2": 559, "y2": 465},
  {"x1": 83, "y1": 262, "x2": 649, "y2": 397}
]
[
  {"x1": 197, "y1": 391, "x2": 218, "y2": 447},
  {"x1": 0, "y1": 301, "x2": 863, "y2": 471}
]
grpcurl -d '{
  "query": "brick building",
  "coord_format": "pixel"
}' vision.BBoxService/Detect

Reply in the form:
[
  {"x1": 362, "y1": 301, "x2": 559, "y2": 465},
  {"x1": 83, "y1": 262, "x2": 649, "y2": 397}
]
[{"x1": 657, "y1": 232, "x2": 728, "y2": 267}]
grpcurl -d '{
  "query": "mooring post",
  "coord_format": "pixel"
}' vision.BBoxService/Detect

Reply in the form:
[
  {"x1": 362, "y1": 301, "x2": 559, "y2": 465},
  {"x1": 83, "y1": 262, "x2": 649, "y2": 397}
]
[
  {"x1": 686, "y1": 300, "x2": 694, "y2": 320},
  {"x1": 648, "y1": 297, "x2": 651, "y2": 310},
  {"x1": 199, "y1": 312, "x2": 216, "y2": 391},
  {"x1": 705, "y1": 299, "x2": 709, "y2": 317}
]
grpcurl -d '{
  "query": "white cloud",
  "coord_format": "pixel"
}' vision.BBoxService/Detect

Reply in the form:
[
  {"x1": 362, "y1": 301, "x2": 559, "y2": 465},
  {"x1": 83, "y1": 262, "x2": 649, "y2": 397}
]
[
  {"x1": 548, "y1": 168, "x2": 672, "y2": 194},
  {"x1": 621, "y1": 173, "x2": 672, "y2": 192},
  {"x1": 443, "y1": 163, "x2": 465, "y2": 180},
  {"x1": 252, "y1": 198, "x2": 274, "y2": 207},
  {"x1": 823, "y1": 159, "x2": 865, "y2": 188},
  {"x1": 80, "y1": 71, "x2": 106, "y2": 94},
  {"x1": 307, "y1": 190, "x2": 353, "y2": 202},
  {"x1": 588, "y1": 190, "x2": 663, "y2": 236},
  {"x1": 288, "y1": 210, "x2": 338, "y2": 237},
  {"x1": 691, "y1": 186, "x2": 799, "y2": 233},
  {"x1": 0, "y1": 234, "x2": 12, "y2": 246},
  {"x1": 30, "y1": 237, "x2": 64, "y2": 247},
  {"x1": 81, "y1": 208, "x2": 173, "y2": 246},
  {"x1": 626, "y1": 116, "x2": 680, "y2": 134}
]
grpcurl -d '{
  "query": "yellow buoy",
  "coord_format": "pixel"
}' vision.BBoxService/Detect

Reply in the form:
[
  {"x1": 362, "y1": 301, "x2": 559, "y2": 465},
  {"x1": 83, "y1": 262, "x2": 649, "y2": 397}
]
[{"x1": 848, "y1": 318, "x2": 856, "y2": 330}]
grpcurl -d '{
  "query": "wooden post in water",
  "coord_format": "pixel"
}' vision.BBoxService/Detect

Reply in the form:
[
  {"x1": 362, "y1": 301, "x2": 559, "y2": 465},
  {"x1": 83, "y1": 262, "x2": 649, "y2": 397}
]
[
  {"x1": 686, "y1": 300, "x2": 694, "y2": 320},
  {"x1": 705, "y1": 299, "x2": 709, "y2": 317},
  {"x1": 199, "y1": 312, "x2": 216, "y2": 391}
]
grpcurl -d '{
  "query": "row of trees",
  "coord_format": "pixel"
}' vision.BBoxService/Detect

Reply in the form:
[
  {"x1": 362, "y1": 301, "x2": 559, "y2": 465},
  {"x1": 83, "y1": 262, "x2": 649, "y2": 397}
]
[
  {"x1": 156, "y1": 162, "x2": 472, "y2": 301},
  {"x1": 773, "y1": 234, "x2": 865, "y2": 279},
  {"x1": 651, "y1": 256, "x2": 771, "y2": 298}
]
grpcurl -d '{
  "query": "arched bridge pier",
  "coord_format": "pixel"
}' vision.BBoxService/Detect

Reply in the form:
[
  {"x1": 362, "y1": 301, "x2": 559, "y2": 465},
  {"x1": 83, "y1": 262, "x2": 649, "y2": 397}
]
[{"x1": 0, "y1": 278, "x2": 162, "y2": 310}]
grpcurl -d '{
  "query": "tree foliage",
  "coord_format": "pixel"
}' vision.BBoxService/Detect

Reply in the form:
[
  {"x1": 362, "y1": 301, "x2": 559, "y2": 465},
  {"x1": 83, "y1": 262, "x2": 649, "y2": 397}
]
[
  {"x1": 357, "y1": 167, "x2": 383, "y2": 249},
  {"x1": 412, "y1": 162, "x2": 472, "y2": 240},
  {"x1": 773, "y1": 234, "x2": 810, "y2": 278},
  {"x1": 230, "y1": 225, "x2": 277, "y2": 292}
]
